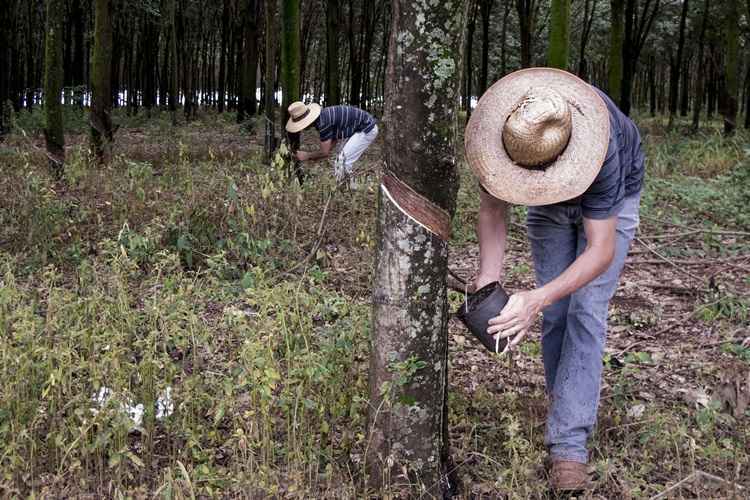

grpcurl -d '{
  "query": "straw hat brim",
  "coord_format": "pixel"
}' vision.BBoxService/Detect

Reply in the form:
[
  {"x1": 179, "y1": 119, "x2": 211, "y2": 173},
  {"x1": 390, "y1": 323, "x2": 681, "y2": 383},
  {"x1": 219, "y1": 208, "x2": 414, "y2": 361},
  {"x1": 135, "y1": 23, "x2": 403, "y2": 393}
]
[
  {"x1": 465, "y1": 68, "x2": 610, "y2": 206},
  {"x1": 286, "y1": 103, "x2": 322, "y2": 133}
]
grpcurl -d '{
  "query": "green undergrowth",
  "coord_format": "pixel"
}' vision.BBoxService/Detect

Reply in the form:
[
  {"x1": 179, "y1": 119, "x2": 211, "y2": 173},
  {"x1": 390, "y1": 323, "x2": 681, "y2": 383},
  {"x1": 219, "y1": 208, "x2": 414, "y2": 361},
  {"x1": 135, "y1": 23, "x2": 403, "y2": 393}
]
[
  {"x1": 0, "y1": 245, "x2": 370, "y2": 496},
  {"x1": 1, "y1": 113, "x2": 748, "y2": 496}
]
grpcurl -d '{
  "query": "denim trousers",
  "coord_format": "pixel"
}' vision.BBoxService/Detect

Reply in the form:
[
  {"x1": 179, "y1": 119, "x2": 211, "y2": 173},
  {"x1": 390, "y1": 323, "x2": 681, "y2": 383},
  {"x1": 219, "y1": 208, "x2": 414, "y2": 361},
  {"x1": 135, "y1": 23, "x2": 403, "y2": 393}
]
[{"x1": 526, "y1": 192, "x2": 641, "y2": 463}]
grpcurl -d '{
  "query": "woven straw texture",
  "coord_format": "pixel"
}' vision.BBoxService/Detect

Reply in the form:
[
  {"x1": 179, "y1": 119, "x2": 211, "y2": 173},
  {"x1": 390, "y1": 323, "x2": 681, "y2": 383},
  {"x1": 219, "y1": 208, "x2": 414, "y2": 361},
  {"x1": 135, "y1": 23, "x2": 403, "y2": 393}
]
[{"x1": 465, "y1": 68, "x2": 610, "y2": 206}]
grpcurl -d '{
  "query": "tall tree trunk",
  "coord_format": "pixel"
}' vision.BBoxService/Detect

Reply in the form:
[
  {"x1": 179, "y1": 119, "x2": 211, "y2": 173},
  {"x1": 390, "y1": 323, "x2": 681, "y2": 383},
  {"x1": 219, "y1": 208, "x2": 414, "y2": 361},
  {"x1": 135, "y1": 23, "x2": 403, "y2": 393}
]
[
  {"x1": 464, "y1": 0, "x2": 478, "y2": 117},
  {"x1": 547, "y1": 0, "x2": 570, "y2": 69},
  {"x1": 44, "y1": 0, "x2": 65, "y2": 171},
  {"x1": 218, "y1": 0, "x2": 230, "y2": 112},
  {"x1": 168, "y1": 0, "x2": 178, "y2": 125},
  {"x1": 516, "y1": 0, "x2": 537, "y2": 68},
  {"x1": 500, "y1": 0, "x2": 511, "y2": 76},
  {"x1": 91, "y1": 0, "x2": 114, "y2": 162},
  {"x1": 264, "y1": 0, "x2": 276, "y2": 160},
  {"x1": 621, "y1": 0, "x2": 661, "y2": 115},
  {"x1": 239, "y1": 0, "x2": 259, "y2": 122},
  {"x1": 478, "y1": 0, "x2": 494, "y2": 94},
  {"x1": 0, "y1": 3, "x2": 11, "y2": 136},
  {"x1": 326, "y1": 0, "x2": 340, "y2": 105},
  {"x1": 608, "y1": 0, "x2": 624, "y2": 104},
  {"x1": 367, "y1": 0, "x2": 466, "y2": 494},
  {"x1": 722, "y1": 0, "x2": 739, "y2": 135},
  {"x1": 679, "y1": 56, "x2": 690, "y2": 117},
  {"x1": 577, "y1": 0, "x2": 598, "y2": 79},
  {"x1": 668, "y1": 0, "x2": 689, "y2": 129},
  {"x1": 691, "y1": 0, "x2": 709, "y2": 133},
  {"x1": 71, "y1": 0, "x2": 85, "y2": 107},
  {"x1": 648, "y1": 54, "x2": 656, "y2": 116}
]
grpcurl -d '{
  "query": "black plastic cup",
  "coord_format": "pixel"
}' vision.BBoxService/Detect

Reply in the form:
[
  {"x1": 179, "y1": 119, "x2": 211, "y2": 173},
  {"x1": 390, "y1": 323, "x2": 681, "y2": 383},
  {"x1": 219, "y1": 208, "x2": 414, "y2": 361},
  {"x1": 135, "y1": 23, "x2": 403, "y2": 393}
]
[{"x1": 456, "y1": 282, "x2": 510, "y2": 354}]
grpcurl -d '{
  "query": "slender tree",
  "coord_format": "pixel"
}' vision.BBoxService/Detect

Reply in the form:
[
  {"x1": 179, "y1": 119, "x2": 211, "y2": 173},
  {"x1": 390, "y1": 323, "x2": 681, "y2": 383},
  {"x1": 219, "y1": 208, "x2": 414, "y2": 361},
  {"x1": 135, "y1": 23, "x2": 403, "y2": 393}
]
[
  {"x1": 516, "y1": 0, "x2": 538, "y2": 68},
  {"x1": 721, "y1": 0, "x2": 739, "y2": 135},
  {"x1": 0, "y1": 1, "x2": 13, "y2": 137},
  {"x1": 547, "y1": 0, "x2": 570, "y2": 69},
  {"x1": 464, "y1": 0, "x2": 478, "y2": 116},
  {"x1": 478, "y1": 0, "x2": 494, "y2": 94},
  {"x1": 621, "y1": 0, "x2": 661, "y2": 115},
  {"x1": 668, "y1": 0, "x2": 689, "y2": 129},
  {"x1": 264, "y1": 0, "x2": 276, "y2": 160},
  {"x1": 577, "y1": 0, "x2": 598, "y2": 79},
  {"x1": 608, "y1": 0, "x2": 624, "y2": 104},
  {"x1": 91, "y1": 0, "x2": 114, "y2": 161},
  {"x1": 218, "y1": 0, "x2": 230, "y2": 113},
  {"x1": 44, "y1": 0, "x2": 65, "y2": 171},
  {"x1": 691, "y1": 0, "x2": 709, "y2": 133},
  {"x1": 280, "y1": 0, "x2": 302, "y2": 182},
  {"x1": 238, "y1": 0, "x2": 259, "y2": 123},
  {"x1": 367, "y1": 0, "x2": 466, "y2": 494},
  {"x1": 326, "y1": 0, "x2": 340, "y2": 105}
]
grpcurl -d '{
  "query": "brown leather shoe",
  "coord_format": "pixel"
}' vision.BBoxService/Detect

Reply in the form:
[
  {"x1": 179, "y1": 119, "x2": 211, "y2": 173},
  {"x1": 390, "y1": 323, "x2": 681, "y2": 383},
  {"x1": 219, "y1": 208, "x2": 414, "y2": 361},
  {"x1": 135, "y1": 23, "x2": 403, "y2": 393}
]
[{"x1": 549, "y1": 460, "x2": 591, "y2": 492}]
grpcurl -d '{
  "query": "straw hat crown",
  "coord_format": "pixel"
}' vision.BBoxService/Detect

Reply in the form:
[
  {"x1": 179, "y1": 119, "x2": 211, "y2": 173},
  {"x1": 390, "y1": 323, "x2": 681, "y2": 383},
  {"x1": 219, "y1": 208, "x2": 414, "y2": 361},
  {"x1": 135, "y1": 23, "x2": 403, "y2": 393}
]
[{"x1": 502, "y1": 88, "x2": 572, "y2": 168}]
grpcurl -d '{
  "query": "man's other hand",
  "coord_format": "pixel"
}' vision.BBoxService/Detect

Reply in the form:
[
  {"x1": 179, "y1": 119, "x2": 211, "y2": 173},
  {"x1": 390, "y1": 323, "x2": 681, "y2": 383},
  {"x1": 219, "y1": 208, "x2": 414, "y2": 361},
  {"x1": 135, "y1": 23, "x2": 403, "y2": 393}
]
[{"x1": 295, "y1": 150, "x2": 308, "y2": 161}]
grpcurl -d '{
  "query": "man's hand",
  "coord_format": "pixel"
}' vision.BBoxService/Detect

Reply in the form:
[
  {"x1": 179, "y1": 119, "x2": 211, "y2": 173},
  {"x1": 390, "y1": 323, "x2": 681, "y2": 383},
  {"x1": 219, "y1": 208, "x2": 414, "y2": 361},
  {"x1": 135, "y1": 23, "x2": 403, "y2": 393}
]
[
  {"x1": 295, "y1": 150, "x2": 308, "y2": 161},
  {"x1": 487, "y1": 289, "x2": 546, "y2": 352}
]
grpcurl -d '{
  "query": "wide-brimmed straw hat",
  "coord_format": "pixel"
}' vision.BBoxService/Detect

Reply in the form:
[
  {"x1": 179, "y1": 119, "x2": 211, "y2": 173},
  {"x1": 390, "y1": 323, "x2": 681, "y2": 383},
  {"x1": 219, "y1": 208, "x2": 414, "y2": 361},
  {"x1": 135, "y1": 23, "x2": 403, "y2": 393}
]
[
  {"x1": 286, "y1": 102, "x2": 322, "y2": 133},
  {"x1": 465, "y1": 68, "x2": 610, "y2": 206}
]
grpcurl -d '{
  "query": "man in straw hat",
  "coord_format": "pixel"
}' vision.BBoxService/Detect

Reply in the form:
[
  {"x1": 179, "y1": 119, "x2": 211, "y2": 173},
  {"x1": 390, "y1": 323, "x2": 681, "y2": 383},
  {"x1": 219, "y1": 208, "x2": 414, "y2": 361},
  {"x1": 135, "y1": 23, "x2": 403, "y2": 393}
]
[
  {"x1": 286, "y1": 102, "x2": 378, "y2": 189},
  {"x1": 464, "y1": 68, "x2": 645, "y2": 492}
]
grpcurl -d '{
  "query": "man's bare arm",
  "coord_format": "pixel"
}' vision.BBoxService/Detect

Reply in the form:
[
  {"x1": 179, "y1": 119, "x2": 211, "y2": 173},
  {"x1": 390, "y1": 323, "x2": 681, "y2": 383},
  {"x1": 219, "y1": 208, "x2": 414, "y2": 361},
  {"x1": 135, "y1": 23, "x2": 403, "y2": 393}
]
[
  {"x1": 487, "y1": 215, "x2": 618, "y2": 348},
  {"x1": 296, "y1": 139, "x2": 334, "y2": 161}
]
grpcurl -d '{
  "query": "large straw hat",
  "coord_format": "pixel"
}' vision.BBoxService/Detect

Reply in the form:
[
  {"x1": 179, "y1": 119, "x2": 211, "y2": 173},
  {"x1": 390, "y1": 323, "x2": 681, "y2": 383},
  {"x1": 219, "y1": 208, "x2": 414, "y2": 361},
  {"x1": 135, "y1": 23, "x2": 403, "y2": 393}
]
[
  {"x1": 286, "y1": 102, "x2": 322, "y2": 133},
  {"x1": 465, "y1": 68, "x2": 610, "y2": 206}
]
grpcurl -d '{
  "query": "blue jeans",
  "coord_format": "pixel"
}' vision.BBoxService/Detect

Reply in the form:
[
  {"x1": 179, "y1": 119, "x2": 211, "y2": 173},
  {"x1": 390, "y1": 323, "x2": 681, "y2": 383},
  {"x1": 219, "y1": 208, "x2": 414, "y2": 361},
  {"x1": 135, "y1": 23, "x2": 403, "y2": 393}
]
[{"x1": 526, "y1": 193, "x2": 641, "y2": 463}]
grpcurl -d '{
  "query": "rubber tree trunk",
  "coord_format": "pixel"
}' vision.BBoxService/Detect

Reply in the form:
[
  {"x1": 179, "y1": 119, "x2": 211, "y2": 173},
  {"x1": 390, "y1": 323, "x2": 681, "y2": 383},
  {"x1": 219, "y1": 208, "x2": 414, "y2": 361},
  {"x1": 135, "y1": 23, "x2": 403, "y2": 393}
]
[
  {"x1": 218, "y1": 0, "x2": 230, "y2": 113},
  {"x1": 168, "y1": 0, "x2": 178, "y2": 125},
  {"x1": 264, "y1": 0, "x2": 276, "y2": 161},
  {"x1": 478, "y1": 0, "x2": 494, "y2": 94},
  {"x1": 44, "y1": 0, "x2": 65, "y2": 171},
  {"x1": 691, "y1": 0, "x2": 709, "y2": 133},
  {"x1": 668, "y1": 0, "x2": 689, "y2": 129},
  {"x1": 91, "y1": 0, "x2": 114, "y2": 162},
  {"x1": 367, "y1": 0, "x2": 466, "y2": 495},
  {"x1": 280, "y1": 0, "x2": 302, "y2": 181},
  {"x1": 608, "y1": 0, "x2": 624, "y2": 105},
  {"x1": 547, "y1": 0, "x2": 570, "y2": 70},
  {"x1": 516, "y1": 0, "x2": 537, "y2": 68},
  {"x1": 238, "y1": 0, "x2": 259, "y2": 123},
  {"x1": 464, "y1": 0, "x2": 478, "y2": 118},
  {"x1": 326, "y1": 0, "x2": 340, "y2": 105},
  {"x1": 722, "y1": 0, "x2": 739, "y2": 135},
  {"x1": 0, "y1": 4, "x2": 8, "y2": 137},
  {"x1": 577, "y1": 0, "x2": 598, "y2": 79}
]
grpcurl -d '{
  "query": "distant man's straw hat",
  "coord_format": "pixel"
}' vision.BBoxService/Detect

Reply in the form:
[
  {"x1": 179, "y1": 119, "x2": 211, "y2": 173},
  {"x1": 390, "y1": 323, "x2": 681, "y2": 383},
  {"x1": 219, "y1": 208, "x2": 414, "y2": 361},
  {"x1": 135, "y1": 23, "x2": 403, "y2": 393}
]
[
  {"x1": 286, "y1": 102, "x2": 322, "y2": 133},
  {"x1": 465, "y1": 68, "x2": 610, "y2": 206}
]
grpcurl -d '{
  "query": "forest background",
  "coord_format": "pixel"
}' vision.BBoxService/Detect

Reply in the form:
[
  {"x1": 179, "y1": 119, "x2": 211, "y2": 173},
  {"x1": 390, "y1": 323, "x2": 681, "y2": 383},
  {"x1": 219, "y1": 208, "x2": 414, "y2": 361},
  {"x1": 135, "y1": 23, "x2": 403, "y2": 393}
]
[{"x1": 0, "y1": 0, "x2": 749, "y2": 498}]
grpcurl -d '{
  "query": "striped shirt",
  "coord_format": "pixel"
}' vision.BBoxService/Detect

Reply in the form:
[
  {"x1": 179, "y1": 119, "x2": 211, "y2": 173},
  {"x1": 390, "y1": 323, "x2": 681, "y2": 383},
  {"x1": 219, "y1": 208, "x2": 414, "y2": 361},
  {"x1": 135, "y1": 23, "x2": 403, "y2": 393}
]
[{"x1": 314, "y1": 105, "x2": 376, "y2": 141}]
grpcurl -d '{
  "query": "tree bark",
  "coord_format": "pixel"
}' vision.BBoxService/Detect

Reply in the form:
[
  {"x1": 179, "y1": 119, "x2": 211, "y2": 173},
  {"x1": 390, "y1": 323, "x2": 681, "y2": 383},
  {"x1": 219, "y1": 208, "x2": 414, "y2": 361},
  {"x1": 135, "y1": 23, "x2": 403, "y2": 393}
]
[
  {"x1": 478, "y1": 0, "x2": 494, "y2": 94},
  {"x1": 608, "y1": 0, "x2": 624, "y2": 104},
  {"x1": 668, "y1": 0, "x2": 689, "y2": 129},
  {"x1": 500, "y1": 0, "x2": 511, "y2": 77},
  {"x1": 464, "y1": 0, "x2": 478, "y2": 117},
  {"x1": 621, "y1": 0, "x2": 661, "y2": 115},
  {"x1": 264, "y1": 0, "x2": 276, "y2": 160},
  {"x1": 721, "y1": 0, "x2": 739, "y2": 135},
  {"x1": 367, "y1": 0, "x2": 466, "y2": 495},
  {"x1": 516, "y1": 0, "x2": 537, "y2": 68},
  {"x1": 547, "y1": 0, "x2": 570, "y2": 70},
  {"x1": 91, "y1": 0, "x2": 114, "y2": 162},
  {"x1": 577, "y1": 0, "x2": 598, "y2": 79},
  {"x1": 280, "y1": 0, "x2": 301, "y2": 181},
  {"x1": 44, "y1": 0, "x2": 65, "y2": 171},
  {"x1": 326, "y1": 0, "x2": 341, "y2": 105},
  {"x1": 238, "y1": 0, "x2": 259, "y2": 122}
]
